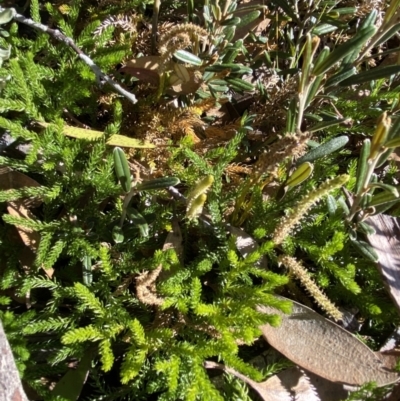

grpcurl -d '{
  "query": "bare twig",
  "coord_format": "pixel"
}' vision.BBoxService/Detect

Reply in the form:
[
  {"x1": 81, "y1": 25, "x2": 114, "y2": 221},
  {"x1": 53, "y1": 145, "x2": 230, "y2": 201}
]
[
  {"x1": 152, "y1": 0, "x2": 161, "y2": 54},
  {"x1": 13, "y1": 13, "x2": 138, "y2": 105}
]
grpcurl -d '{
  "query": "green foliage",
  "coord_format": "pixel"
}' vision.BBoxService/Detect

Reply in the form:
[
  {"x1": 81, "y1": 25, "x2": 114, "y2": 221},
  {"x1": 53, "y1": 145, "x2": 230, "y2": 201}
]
[{"x1": 0, "y1": 0, "x2": 400, "y2": 399}]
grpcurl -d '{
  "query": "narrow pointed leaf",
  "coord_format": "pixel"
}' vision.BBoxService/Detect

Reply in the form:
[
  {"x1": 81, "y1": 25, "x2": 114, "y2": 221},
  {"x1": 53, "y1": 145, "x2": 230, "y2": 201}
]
[
  {"x1": 368, "y1": 183, "x2": 399, "y2": 197},
  {"x1": 286, "y1": 162, "x2": 313, "y2": 188},
  {"x1": 113, "y1": 147, "x2": 131, "y2": 193},
  {"x1": 340, "y1": 65, "x2": 400, "y2": 86},
  {"x1": 313, "y1": 26, "x2": 376, "y2": 76},
  {"x1": 136, "y1": 177, "x2": 180, "y2": 191},
  {"x1": 325, "y1": 67, "x2": 356, "y2": 87},
  {"x1": 82, "y1": 255, "x2": 92, "y2": 286},
  {"x1": 355, "y1": 139, "x2": 371, "y2": 195},
  {"x1": 126, "y1": 207, "x2": 149, "y2": 237},
  {"x1": 312, "y1": 24, "x2": 337, "y2": 35},
  {"x1": 360, "y1": 10, "x2": 377, "y2": 30},
  {"x1": 52, "y1": 348, "x2": 95, "y2": 400},
  {"x1": 225, "y1": 77, "x2": 254, "y2": 92},
  {"x1": 384, "y1": 137, "x2": 400, "y2": 148},
  {"x1": 309, "y1": 118, "x2": 348, "y2": 133},
  {"x1": 374, "y1": 22, "x2": 400, "y2": 48},
  {"x1": 369, "y1": 191, "x2": 400, "y2": 207}
]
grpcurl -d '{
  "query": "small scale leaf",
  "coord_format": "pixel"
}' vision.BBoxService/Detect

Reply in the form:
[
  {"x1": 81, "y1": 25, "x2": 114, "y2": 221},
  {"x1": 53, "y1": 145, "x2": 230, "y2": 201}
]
[
  {"x1": 174, "y1": 50, "x2": 202, "y2": 66},
  {"x1": 113, "y1": 147, "x2": 132, "y2": 193},
  {"x1": 297, "y1": 136, "x2": 349, "y2": 164}
]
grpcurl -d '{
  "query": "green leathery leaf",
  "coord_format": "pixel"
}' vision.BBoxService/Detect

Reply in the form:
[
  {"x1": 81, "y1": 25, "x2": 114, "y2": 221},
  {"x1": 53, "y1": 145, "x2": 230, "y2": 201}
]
[
  {"x1": 297, "y1": 136, "x2": 349, "y2": 164},
  {"x1": 136, "y1": 177, "x2": 180, "y2": 191},
  {"x1": 355, "y1": 139, "x2": 371, "y2": 195},
  {"x1": 112, "y1": 226, "x2": 124, "y2": 244},
  {"x1": 313, "y1": 26, "x2": 376, "y2": 76},
  {"x1": 312, "y1": 24, "x2": 337, "y2": 35},
  {"x1": 286, "y1": 162, "x2": 313, "y2": 188},
  {"x1": 305, "y1": 73, "x2": 325, "y2": 108},
  {"x1": 351, "y1": 239, "x2": 379, "y2": 262},
  {"x1": 360, "y1": 10, "x2": 378, "y2": 30},
  {"x1": 82, "y1": 255, "x2": 92, "y2": 286},
  {"x1": 368, "y1": 183, "x2": 399, "y2": 197},
  {"x1": 340, "y1": 65, "x2": 400, "y2": 86},
  {"x1": 357, "y1": 221, "x2": 376, "y2": 236},
  {"x1": 205, "y1": 63, "x2": 248, "y2": 73},
  {"x1": 308, "y1": 118, "x2": 348, "y2": 133},
  {"x1": 52, "y1": 347, "x2": 96, "y2": 400},
  {"x1": 299, "y1": 34, "x2": 313, "y2": 93},
  {"x1": 334, "y1": 7, "x2": 357, "y2": 15},
  {"x1": 326, "y1": 194, "x2": 337, "y2": 216},
  {"x1": 187, "y1": 0, "x2": 194, "y2": 20},
  {"x1": 360, "y1": 192, "x2": 373, "y2": 209},
  {"x1": 0, "y1": 45, "x2": 10, "y2": 61},
  {"x1": 223, "y1": 26, "x2": 235, "y2": 42},
  {"x1": 337, "y1": 196, "x2": 350, "y2": 214},
  {"x1": 126, "y1": 207, "x2": 149, "y2": 237},
  {"x1": 0, "y1": 8, "x2": 16, "y2": 25},
  {"x1": 225, "y1": 77, "x2": 254, "y2": 92},
  {"x1": 221, "y1": 16, "x2": 241, "y2": 26},
  {"x1": 174, "y1": 50, "x2": 202, "y2": 66},
  {"x1": 113, "y1": 147, "x2": 132, "y2": 193},
  {"x1": 237, "y1": 10, "x2": 260, "y2": 27},
  {"x1": 312, "y1": 47, "x2": 330, "y2": 75}
]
